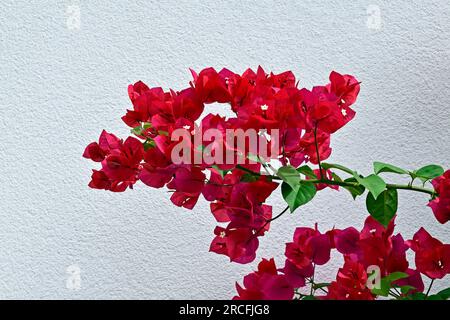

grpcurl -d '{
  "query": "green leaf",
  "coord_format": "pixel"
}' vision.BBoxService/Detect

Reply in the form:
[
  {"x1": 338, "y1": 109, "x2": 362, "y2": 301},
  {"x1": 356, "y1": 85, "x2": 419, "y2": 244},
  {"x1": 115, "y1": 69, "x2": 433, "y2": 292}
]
[
  {"x1": 240, "y1": 173, "x2": 259, "y2": 182},
  {"x1": 373, "y1": 162, "x2": 408, "y2": 175},
  {"x1": 142, "y1": 122, "x2": 152, "y2": 129},
  {"x1": 196, "y1": 144, "x2": 206, "y2": 152},
  {"x1": 410, "y1": 292, "x2": 427, "y2": 300},
  {"x1": 354, "y1": 173, "x2": 386, "y2": 199},
  {"x1": 415, "y1": 165, "x2": 444, "y2": 183},
  {"x1": 246, "y1": 153, "x2": 264, "y2": 163},
  {"x1": 278, "y1": 166, "x2": 301, "y2": 190},
  {"x1": 342, "y1": 177, "x2": 365, "y2": 199},
  {"x1": 366, "y1": 189, "x2": 398, "y2": 227},
  {"x1": 301, "y1": 295, "x2": 317, "y2": 300},
  {"x1": 371, "y1": 278, "x2": 390, "y2": 297},
  {"x1": 312, "y1": 282, "x2": 331, "y2": 290},
  {"x1": 398, "y1": 285, "x2": 416, "y2": 295},
  {"x1": 296, "y1": 165, "x2": 317, "y2": 178},
  {"x1": 331, "y1": 172, "x2": 342, "y2": 182},
  {"x1": 436, "y1": 287, "x2": 450, "y2": 300},
  {"x1": 321, "y1": 162, "x2": 354, "y2": 175},
  {"x1": 281, "y1": 181, "x2": 316, "y2": 213},
  {"x1": 386, "y1": 272, "x2": 408, "y2": 282},
  {"x1": 428, "y1": 287, "x2": 450, "y2": 300},
  {"x1": 211, "y1": 165, "x2": 230, "y2": 178},
  {"x1": 371, "y1": 272, "x2": 408, "y2": 297},
  {"x1": 158, "y1": 130, "x2": 169, "y2": 136},
  {"x1": 143, "y1": 139, "x2": 155, "y2": 151},
  {"x1": 131, "y1": 122, "x2": 152, "y2": 136},
  {"x1": 131, "y1": 126, "x2": 144, "y2": 136}
]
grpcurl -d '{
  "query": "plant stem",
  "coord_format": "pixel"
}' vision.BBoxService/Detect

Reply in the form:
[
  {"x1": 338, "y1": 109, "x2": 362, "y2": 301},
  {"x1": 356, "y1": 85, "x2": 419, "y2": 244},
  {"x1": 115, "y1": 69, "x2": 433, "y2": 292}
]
[
  {"x1": 308, "y1": 279, "x2": 329, "y2": 294},
  {"x1": 386, "y1": 184, "x2": 435, "y2": 196},
  {"x1": 317, "y1": 287, "x2": 328, "y2": 294},
  {"x1": 269, "y1": 206, "x2": 290, "y2": 223},
  {"x1": 389, "y1": 290, "x2": 401, "y2": 299},
  {"x1": 236, "y1": 167, "x2": 435, "y2": 196},
  {"x1": 426, "y1": 279, "x2": 435, "y2": 297},
  {"x1": 261, "y1": 163, "x2": 272, "y2": 176},
  {"x1": 321, "y1": 162, "x2": 355, "y2": 175},
  {"x1": 235, "y1": 164, "x2": 259, "y2": 175},
  {"x1": 313, "y1": 124, "x2": 324, "y2": 179},
  {"x1": 250, "y1": 206, "x2": 289, "y2": 241},
  {"x1": 236, "y1": 164, "x2": 280, "y2": 180},
  {"x1": 307, "y1": 179, "x2": 359, "y2": 188},
  {"x1": 307, "y1": 179, "x2": 435, "y2": 196},
  {"x1": 310, "y1": 265, "x2": 316, "y2": 296}
]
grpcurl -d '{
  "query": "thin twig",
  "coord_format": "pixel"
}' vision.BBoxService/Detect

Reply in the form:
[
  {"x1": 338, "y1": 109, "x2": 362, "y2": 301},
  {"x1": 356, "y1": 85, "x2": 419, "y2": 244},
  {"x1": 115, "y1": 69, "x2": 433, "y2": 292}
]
[{"x1": 313, "y1": 124, "x2": 324, "y2": 180}]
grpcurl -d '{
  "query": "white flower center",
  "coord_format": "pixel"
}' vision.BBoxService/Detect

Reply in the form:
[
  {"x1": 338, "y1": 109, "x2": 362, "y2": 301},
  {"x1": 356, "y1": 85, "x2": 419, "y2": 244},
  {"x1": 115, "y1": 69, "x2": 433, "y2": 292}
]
[
  {"x1": 341, "y1": 108, "x2": 347, "y2": 117},
  {"x1": 260, "y1": 104, "x2": 269, "y2": 111},
  {"x1": 219, "y1": 231, "x2": 226, "y2": 238}
]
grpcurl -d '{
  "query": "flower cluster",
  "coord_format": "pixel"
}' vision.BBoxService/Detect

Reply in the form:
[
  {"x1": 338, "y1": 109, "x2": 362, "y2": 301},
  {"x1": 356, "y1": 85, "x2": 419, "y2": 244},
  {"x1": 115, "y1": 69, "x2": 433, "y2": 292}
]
[
  {"x1": 84, "y1": 67, "x2": 361, "y2": 263},
  {"x1": 84, "y1": 67, "x2": 449, "y2": 300},
  {"x1": 84, "y1": 65, "x2": 449, "y2": 301},
  {"x1": 234, "y1": 216, "x2": 450, "y2": 300},
  {"x1": 428, "y1": 170, "x2": 450, "y2": 224}
]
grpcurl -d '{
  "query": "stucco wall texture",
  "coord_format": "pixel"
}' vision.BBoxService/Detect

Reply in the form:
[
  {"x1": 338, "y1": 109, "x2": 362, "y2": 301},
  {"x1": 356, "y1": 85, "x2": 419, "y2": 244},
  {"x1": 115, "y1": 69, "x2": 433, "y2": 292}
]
[{"x1": 0, "y1": 0, "x2": 449, "y2": 299}]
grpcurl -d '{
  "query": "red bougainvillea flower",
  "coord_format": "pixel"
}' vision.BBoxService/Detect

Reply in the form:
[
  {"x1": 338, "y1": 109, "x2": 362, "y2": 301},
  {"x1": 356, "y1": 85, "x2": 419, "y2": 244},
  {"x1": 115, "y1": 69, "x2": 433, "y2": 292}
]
[
  {"x1": 428, "y1": 170, "x2": 450, "y2": 224},
  {"x1": 234, "y1": 258, "x2": 294, "y2": 300},
  {"x1": 299, "y1": 71, "x2": 359, "y2": 135},
  {"x1": 298, "y1": 130, "x2": 332, "y2": 165},
  {"x1": 208, "y1": 174, "x2": 278, "y2": 263},
  {"x1": 358, "y1": 217, "x2": 396, "y2": 271},
  {"x1": 326, "y1": 259, "x2": 374, "y2": 300},
  {"x1": 408, "y1": 228, "x2": 450, "y2": 279},
  {"x1": 327, "y1": 71, "x2": 361, "y2": 109},
  {"x1": 83, "y1": 130, "x2": 144, "y2": 192},
  {"x1": 210, "y1": 225, "x2": 259, "y2": 264},
  {"x1": 333, "y1": 227, "x2": 360, "y2": 255},
  {"x1": 331, "y1": 216, "x2": 409, "y2": 276},
  {"x1": 166, "y1": 166, "x2": 206, "y2": 209},
  {"x1": 139, "y1": 146, "x2": 175, "y2": 188},
  {"x1": 191, "y1": 67, "x2": 231, "y2": 104},
  {"x1": 172, "y1": 87, "x2": 205, "y2": 122},
  {"x1": 123, "y1": 83, "x2": 154, "y2": 127},
  {"x1": 281, "y1": 129, "x2": 332, "y2": 166},
  {"x1": 279, "y1": 260, "x2": 314, "y2": 288},
  {"x1": 201, "y1": 168, "x2": 240, "y2": 204},
  {"x1": 393, "y1": 268, "x2": 424, "y2": 294},
  {"x1": 285, "y1": 226, "x2": 332, "y2": 269},
  {"x1": 385, "y1": 234, "x2": 409, "y2": 274},
  {"x1": 224, "y1": 177, "x2": 278, "y2": 229},
  {"x1": 83, "y1": 129, "x2": 121, "y2": 162}
]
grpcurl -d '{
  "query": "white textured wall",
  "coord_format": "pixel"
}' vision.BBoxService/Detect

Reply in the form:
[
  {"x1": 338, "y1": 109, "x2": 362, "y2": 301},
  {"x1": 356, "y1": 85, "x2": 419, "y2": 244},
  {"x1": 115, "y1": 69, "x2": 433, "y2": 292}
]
[{"x1": 0, "y1": 0, "x2": 449, "y2": 299}]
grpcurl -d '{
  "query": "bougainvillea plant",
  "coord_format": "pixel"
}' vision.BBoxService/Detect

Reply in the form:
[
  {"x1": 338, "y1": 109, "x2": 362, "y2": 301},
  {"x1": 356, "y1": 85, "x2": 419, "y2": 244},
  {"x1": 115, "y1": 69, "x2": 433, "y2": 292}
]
[{"x1": 83, "y1": 67, "x2": 449, "y2": 300}]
